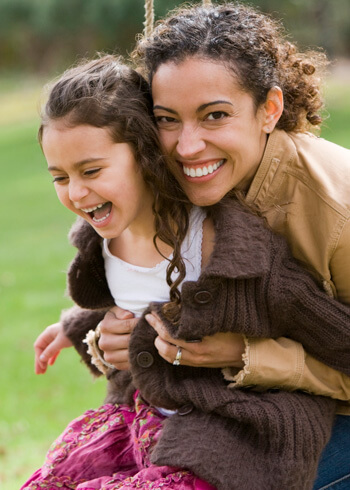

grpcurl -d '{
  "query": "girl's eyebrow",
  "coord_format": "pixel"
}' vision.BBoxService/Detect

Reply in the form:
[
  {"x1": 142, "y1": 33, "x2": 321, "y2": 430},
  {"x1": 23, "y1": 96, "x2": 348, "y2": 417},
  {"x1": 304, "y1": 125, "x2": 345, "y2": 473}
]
[
  {"x1": 153, "y1": 100, "x2": 234, "y2": 115},
  {"x1": 47, "y1": 158, "x2": 105, "y2": 172}
]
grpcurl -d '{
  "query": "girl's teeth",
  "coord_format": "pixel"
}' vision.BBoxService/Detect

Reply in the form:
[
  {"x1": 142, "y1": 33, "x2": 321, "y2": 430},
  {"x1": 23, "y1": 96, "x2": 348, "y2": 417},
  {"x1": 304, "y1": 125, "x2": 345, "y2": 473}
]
[
  {"x1": 92, "y1": 212, "x2": 110, "y2": 223},
  {"x1": 82, "y1": 203, "x2": 104, "y2": 213},
  {"x1": 208, "y1": 165, "x2": 213, "y2": 174},
  {"x1": 195, "y1": 168, "x2": 203, "y2": 177},
  {"x1": 190, "y1": 168, "x2": 196, "y2": 177},
  {"x1": 202, "y1": 166, "x2": 208, "y2": 176}
]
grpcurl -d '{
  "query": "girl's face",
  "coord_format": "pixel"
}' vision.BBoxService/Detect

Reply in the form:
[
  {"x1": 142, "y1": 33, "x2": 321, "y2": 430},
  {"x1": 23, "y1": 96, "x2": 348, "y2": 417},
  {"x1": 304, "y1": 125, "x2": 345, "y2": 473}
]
[
  {"x1": 152, "y1": 57, "x2": 277, "y2": 206},
  {"x1": 43, "y1": 122, "x2": 154, "y2": 239}
]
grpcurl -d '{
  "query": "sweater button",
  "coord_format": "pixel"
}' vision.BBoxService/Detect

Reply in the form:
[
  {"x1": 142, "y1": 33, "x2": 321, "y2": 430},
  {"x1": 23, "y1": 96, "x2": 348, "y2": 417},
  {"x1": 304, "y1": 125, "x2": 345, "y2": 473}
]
[
  {"x1": 194, "y1": 290, "x2": 212, "y2": 304},
  {"x1": 136, "y1": 351, "x2": 154, "y2": 368},
  {"x1": 178, "y1": 404, "x2": 194, "y2": 416}
]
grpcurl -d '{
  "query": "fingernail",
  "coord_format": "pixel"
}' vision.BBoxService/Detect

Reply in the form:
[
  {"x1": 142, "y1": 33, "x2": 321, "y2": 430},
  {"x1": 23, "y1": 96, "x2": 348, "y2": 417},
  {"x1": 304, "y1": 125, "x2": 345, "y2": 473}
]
[
  {"x1": 40, "y1": 354, "x2": 46, "y2": 361},
  {"x1": 145, "y1": 314, "x2": 152, "y2": 323}
]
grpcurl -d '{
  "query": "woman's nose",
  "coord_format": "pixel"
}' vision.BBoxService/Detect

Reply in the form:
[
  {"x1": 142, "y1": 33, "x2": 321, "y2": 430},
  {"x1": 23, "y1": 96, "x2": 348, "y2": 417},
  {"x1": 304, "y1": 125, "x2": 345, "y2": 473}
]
[{"x1": 176, "y1": 125, "x2": 206, "y2": 158}]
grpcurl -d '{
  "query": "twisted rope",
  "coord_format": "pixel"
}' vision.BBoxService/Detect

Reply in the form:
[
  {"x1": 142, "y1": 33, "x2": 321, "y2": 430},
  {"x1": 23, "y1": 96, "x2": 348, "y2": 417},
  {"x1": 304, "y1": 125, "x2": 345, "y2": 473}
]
[
  {"x1": 143, "y1": 0, "x2": 212, "y2": 37},
  {"x1": 144, "y1": 0, "x2": 154, "y2": 37}
]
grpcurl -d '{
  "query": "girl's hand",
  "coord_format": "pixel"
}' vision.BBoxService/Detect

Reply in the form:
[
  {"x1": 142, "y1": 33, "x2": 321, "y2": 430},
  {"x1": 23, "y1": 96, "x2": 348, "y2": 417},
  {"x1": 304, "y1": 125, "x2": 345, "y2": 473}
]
[
  {"x1": 145, "y1": 312, "x2": 245, "y2": 369},
  {"x1": 98, "y1": 306, "x2": 138, "y2": 371},
  {"x1": 34, "y1": 322, "x2": 73, "y2": 374}
]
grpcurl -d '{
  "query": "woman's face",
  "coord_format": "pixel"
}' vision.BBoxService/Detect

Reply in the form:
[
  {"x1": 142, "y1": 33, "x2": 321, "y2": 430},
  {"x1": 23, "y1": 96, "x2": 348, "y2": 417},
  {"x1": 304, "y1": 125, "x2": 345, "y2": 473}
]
[
  {"x1": 42, "y1": 122, "x2": 153, "y2": 240},
  {"x1": 152, "y1": 57, "x2": 272, "y2": 206}
]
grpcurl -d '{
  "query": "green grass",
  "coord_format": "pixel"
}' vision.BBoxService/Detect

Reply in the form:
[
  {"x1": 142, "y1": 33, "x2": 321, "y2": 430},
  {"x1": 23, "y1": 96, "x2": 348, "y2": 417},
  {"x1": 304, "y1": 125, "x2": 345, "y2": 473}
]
[
  {"x1": 0, "y1": 90, "x2": 106, "y2": 488},
  {"x1": 0, "y1": 74, "x2": 349, "y2": 489}
]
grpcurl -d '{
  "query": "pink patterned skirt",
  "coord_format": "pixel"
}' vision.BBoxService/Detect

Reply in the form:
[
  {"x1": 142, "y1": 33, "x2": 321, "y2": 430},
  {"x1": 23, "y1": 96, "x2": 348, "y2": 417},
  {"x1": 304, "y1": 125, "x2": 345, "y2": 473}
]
[{"x1": 21, "y1": 392, "x2": 215, "y2": 489}]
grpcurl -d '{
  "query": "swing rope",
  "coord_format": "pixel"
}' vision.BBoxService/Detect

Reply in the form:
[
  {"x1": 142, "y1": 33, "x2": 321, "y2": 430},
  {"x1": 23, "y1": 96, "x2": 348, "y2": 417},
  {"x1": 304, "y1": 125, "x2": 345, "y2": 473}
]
[
  {"x1": 143, "y1": 0, "x2": 154, "y2": 37},
  {"x1": 144, "y1": 0, "x2": 212, "y2": 36}
]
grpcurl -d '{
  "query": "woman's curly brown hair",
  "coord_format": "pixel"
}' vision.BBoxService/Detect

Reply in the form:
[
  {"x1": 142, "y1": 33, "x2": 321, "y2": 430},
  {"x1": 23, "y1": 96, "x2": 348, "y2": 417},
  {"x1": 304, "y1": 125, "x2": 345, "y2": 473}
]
[
  {"x1": 132, "y1": 2, "x2": 329, "y2": 133},
  {"x1": 39, "y1": 54, "x2": 189, "y2": 310}
]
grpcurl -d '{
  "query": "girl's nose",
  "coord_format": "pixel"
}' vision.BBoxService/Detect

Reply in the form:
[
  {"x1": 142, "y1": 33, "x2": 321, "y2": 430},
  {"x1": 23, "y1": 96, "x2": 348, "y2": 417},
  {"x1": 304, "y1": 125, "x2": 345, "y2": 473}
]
[
  {"x1": 68, "y1": 178, "x2": 89, "y2": 203},
  {"x1": 176, "y1": 125, "x2": 206, "y2": 158}
]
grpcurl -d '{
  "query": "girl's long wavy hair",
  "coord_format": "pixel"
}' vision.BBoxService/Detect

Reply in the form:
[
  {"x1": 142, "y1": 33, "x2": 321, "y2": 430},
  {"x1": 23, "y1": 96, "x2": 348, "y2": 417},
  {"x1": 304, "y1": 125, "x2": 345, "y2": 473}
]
[
  {"x1": 39, "y1": 54, "x2": 189, "y2": 311},
  {"x1": 133, "y1": 2, "x2": 329, "y2": 132}
]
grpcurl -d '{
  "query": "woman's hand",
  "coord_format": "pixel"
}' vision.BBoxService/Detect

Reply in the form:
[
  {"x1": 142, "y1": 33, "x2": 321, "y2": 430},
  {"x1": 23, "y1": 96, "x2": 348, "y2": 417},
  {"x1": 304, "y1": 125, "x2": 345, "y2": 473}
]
[
  {"x1": 34, "y1": 322, "x2": 73, "y2": 374},
  {"x1": 98, "y1": 306, "x2": 138, "y2": 370},
  {"x1": 145, "y1": 312, "x2": 245, "y2": 369}
]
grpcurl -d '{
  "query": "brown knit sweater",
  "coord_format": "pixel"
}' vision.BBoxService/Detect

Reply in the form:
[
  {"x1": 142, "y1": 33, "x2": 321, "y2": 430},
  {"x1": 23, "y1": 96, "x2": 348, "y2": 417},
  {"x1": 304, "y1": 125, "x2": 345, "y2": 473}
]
[{"x1": 62, "y1": 199, "x2": 350, "y2": 490}]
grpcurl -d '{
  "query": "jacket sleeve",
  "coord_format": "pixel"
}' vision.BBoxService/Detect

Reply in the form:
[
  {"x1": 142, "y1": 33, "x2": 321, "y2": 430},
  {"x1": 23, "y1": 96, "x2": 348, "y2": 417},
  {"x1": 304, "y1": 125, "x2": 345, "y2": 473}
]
[
  {"x1": 223, "y1": 337, "x2": 350, "y2": 404},
  {"x1": 266, "y1": 249, "x2": 350, "y2": 376},
  {"x1": 223, "y1": 235, "x2": 350, "y2": 402},
  {"x1": 330, "y1": 219, "x2": 350, "y2": 304},
  {"x1": 61, "y1": 305, "x2": 108, "y2": 376}
]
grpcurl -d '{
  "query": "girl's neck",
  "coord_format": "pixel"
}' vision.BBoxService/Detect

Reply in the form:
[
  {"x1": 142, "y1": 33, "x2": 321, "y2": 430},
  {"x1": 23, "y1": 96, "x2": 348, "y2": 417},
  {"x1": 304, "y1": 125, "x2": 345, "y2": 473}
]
[{"x1": 108, "y1": 214, "x2": 173, "y2": 268}]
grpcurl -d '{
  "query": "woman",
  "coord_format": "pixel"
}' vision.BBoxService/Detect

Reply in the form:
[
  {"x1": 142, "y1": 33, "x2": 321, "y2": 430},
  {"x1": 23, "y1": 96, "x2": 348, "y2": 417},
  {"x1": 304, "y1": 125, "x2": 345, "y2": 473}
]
[
  {"x1": 24, "y1": 52, "x2": 349, "y2": 490},
  {"x1": 100, "y1": 2, "x2": 350, "y2": 489}
]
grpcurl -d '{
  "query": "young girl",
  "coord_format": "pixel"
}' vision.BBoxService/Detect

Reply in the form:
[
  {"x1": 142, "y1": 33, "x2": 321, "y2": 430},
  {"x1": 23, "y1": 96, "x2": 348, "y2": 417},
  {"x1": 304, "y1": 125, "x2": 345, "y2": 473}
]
[
  {"x1": 23, "y1": 54, "x2": 214, "y2": 490},
  {"x1": 22, "y1": 53, "x2": 350, "y2": 489}
]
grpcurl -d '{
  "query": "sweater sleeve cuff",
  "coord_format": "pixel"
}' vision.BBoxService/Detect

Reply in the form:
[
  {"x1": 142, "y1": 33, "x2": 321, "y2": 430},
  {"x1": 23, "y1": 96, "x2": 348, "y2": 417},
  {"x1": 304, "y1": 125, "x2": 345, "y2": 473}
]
[{"x1": 223, "y1": 337, "x2": 305, "y2": 390}]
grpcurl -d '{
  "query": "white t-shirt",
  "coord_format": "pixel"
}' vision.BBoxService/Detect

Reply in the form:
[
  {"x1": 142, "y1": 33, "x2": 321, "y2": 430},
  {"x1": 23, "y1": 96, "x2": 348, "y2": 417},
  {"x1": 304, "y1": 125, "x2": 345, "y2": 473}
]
[
  {"x1": 102, "y1": 206, "x2": 206, "y2": 318},
  {"x1": 102, "y1": 206, "x2": 206, "y2": 417}
]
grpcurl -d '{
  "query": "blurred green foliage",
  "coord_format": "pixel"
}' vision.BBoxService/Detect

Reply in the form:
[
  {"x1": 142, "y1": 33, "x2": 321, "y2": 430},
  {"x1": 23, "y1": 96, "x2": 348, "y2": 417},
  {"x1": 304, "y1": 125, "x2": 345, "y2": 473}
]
[{"x1": 1, "y1": 0, "x2": 350, "y2": 74}]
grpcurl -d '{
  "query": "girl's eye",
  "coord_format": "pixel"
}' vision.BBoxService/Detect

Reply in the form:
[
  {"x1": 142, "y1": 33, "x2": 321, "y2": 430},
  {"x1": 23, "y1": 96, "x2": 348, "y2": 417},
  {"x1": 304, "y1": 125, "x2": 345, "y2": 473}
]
[
  {"x1": 206, "y1": 111, "x2": 228, "y2": 121},
  {"x1": 52, "y1": 176, "x2": 67, "y2": 183},
  {"x1": 84, "y1": 168, "x2": 101, "y2": 176}
]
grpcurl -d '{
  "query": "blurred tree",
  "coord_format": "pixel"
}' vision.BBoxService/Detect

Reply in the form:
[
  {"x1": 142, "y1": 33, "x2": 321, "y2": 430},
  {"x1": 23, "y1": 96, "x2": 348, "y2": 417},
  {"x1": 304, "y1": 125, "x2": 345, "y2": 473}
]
[
  {"x1": 249, "y1": 0, "x2": 350, "y2": 57},
  {"x1": 0, "y1": 0, "x2": 349, "y2": 75}
]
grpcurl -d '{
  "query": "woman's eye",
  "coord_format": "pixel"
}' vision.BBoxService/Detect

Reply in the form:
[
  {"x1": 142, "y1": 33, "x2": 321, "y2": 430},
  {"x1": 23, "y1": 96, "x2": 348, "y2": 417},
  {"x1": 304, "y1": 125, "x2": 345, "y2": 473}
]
[
  {"x1": 155, "y1": 116, "x2": 177, "y2": 124},
  {"x1": 206, "y1": 111, "x2": 228, "y2": 121}
]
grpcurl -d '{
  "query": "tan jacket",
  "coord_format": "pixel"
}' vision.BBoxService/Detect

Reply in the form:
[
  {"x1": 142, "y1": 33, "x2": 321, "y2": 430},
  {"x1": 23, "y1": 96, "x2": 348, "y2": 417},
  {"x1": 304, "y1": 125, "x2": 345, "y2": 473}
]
[{"x1": 224, "y1": 129, "x2": 350, "y2": 414}]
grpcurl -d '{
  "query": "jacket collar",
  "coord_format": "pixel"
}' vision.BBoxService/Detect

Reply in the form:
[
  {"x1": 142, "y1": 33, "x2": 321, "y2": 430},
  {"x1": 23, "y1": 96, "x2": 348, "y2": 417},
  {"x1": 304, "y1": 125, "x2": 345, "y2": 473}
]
[
  {"x1": 202, "y1": 199, "x2": 272, "y2": 280},
  {"x1": 69, "y1": 216, "x2": 102, "y2": 259},
  {"x1": 245, "y1": 128, "x2": 296, "y2": 208}
]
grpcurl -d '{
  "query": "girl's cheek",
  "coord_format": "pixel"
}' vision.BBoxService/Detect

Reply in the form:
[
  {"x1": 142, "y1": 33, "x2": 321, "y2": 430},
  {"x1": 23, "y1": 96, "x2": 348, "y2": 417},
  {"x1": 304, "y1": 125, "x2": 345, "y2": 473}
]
[{"x1": 55, "y1": 188, "x2": 70, "y2": 209}]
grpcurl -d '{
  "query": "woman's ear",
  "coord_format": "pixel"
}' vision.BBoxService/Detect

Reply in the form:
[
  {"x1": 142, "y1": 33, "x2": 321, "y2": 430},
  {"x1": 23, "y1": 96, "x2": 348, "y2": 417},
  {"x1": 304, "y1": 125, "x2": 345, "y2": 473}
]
[{"x1": 262, "y1": 86, "x2": 283, "y2": 134}]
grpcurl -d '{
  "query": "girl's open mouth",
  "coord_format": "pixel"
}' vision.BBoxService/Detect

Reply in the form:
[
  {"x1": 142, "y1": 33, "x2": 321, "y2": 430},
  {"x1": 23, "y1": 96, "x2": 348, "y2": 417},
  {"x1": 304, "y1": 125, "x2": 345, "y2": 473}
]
[{"x1": 82, "y1": 202, "x2": 112, "y2": 223}]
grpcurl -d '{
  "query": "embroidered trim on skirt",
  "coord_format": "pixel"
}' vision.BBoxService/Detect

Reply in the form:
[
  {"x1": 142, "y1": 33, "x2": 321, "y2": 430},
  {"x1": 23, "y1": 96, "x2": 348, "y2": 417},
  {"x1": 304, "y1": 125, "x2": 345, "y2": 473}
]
[{"x1": 21, "y1": 392, "x2": 215, "y2": 490}]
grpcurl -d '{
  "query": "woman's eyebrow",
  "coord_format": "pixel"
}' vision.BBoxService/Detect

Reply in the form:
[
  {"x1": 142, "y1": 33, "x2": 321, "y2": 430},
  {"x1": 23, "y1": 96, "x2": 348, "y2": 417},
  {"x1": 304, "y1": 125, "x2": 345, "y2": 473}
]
[
  {"x1": 197, "y1": 100, "x2": 234, "y2": 112},
  {"x1": 153, "y1": 105, "x2": 177, "y2": 114},
  {"x1": 153, "y1": 100, "x2": 234, "y2": 114}
]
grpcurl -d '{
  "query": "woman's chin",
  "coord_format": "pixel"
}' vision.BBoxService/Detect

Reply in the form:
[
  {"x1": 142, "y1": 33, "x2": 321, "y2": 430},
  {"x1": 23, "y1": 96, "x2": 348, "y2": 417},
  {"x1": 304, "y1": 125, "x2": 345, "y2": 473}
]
[{"x1": 181, "y1": 185, "x2": 227, "y2": 207}]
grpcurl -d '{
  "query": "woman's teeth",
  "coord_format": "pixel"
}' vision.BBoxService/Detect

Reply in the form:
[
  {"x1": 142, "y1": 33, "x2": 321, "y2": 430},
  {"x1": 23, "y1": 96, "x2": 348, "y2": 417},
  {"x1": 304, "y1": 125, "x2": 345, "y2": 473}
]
[{"x1": 182, "y1": 159, "x2": 224, "y2": 177}]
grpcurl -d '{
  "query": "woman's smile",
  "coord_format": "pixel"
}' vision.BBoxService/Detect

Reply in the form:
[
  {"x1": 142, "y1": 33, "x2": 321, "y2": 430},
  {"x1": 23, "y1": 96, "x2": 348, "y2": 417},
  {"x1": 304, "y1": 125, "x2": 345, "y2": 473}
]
[{"x1": 181, "y1": 158, "x2": 226, "y2": 179}]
